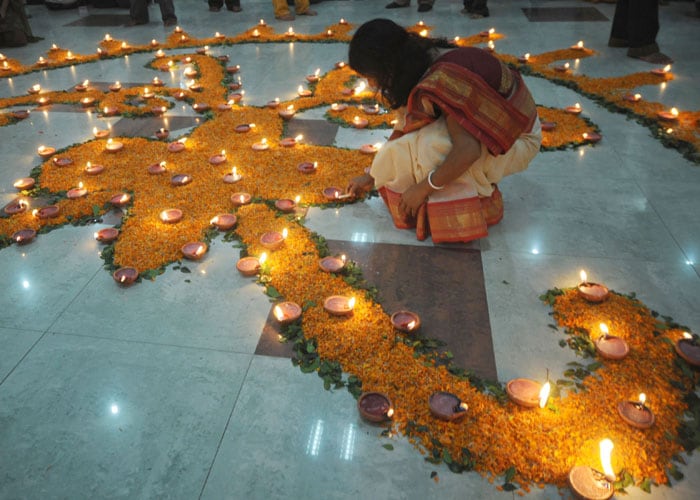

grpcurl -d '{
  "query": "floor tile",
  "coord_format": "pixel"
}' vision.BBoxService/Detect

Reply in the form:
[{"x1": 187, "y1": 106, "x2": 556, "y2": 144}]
[
  {"x1": 0, "y1": 333, "x2": 251, "y2": 499},
  {"x1": 521, "y1": 7, "x2": 609, "y2": 22},
  {"x1": 0, "y1": 327, "x2": 43, "y2": 383}
]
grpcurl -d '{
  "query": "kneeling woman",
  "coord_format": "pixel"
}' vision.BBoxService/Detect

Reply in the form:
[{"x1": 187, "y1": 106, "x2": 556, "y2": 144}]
[{"x1": 346, "y1": 19, "x2": 541, "y2": 243}]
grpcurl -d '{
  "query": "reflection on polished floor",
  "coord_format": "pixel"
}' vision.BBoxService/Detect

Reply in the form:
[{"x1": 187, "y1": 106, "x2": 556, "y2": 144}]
[{"x1": 1, "y1": 1, "x2": 699, "y2": 498}]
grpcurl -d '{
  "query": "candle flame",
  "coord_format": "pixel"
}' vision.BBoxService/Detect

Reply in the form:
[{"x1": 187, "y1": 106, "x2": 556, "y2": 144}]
[
  {"x1": 253, "y1": 29, "x2": 260, "y2": 37},
  {"x1": 386, "y1": 408, "x2": 394, "y2": 418},
  {"x1": 66, "y1": 51, "x2": 73, "y2": 58},
  {"x1": 94, "y1": 232, "x2": 99, "y2": 239},
  {"x1": 639, "y1": 393, "x2": 646, "y2": 405},
  {"x1": 488, "y1": 28, "x2": 495, "y2": 35},
  {"x1": 286, "y1": 104, "x2": 294, "y2": 111},
  {"x1": 107, "y1": 138, "x2": 113, "y2": 145},
  {"x1": 294, "y1": 134, "x2": 303, "y2": 143},
  {"x1": 599, "y1": 439, "x2": 615, "y2": 481},
  {"x1": 78, "y1": 182, "x2": 83, "y2": 189},
  {"x1": 579, "y1": 270, "x2": 588, "y2": 283},
  {"x1": 575, "y1": 102, "x2": 581, "y2": 109},
  {"x1": 564, "y1": 62, "x2": 570, "y2": 69},
  {"x1": 524, "y1": 53, "x2": 530, "y2": 60},
  {"x1": 347, "y1": 297, "x2": 356, "y2": 310},
  {"x1": 634, "y1": 93, "x2": 641, "y2": 100},
  {"x1": 282, "y1": 228, "x2": 289, "y2": 239},
  {"x1": 663, "y1": 64, "x2": 671, "y2": 73},
  {"x1": 671, "y1": 107, "x2": 679, "y2": 117},
  {"x1": 287, "y1": 27, "x2": 294, "y2": 35},
  {"x1": 295, "y1": 195, "x2": 301, "y2": 204},
  {"x1": 539, "y1": 381, "x2": 551, "y2": 408},
  {"x1": 232, "y1": 166, "x2": 237, "y2": 176},
  {"x1": 259, "y1": 252, "x2": 267, "y2": 264},
  {"x1": 297, "y1": 85, "x2": 304, "y2": 93},
  {"x1": 195, "y1": 245, "x2": 204, "y2": 256},
  {"x1": 261, "y1": 138, "x2": 267, "y2": 145},
  {"x1": 340, "y1": 254, "x2": 346, "y2": 263},
  {"x1": 407, "y1": 320, "x2": 416, "y2": 331},
  {"x1": 314, "y1": 68, "x2": 320, "y2": 77},
  {"x1": 419, "y1": 29, "x2": 428, "y2": 38},
  {"x1": 599, "y1": 323, "x2": 609, "y2": 337},
  {"x1": 274, "y1": 305, "x2": 285, "y2": 321},
  {"x1": 683, "y1": 331, "x2": 692, "y2": 339},
  {"x1": 374, "y1": 142, "x2": 383, "y2": 150},
  {"x1": 354, "y1": 81, "x2": 366, "y2": 94},
  {"x1": 120, "y1": 275, "x2": 126, "y2": 283},
  {"x1": 577, "y1": 41, "x2": 584, "y2": 49},
  {"x1": 178, "y1": 137, "x2": 187, "y2": 144},
  {"x1": 32, "y1": 209, "x2": 38, "y2": 217},
  {"x1": 104, "y1": 34, "x2": 112, "y2": 41},
  {"x1": 221, "y1": 149, "x2": 226, "y2": 156},
  {"x1": 86, "y1": 161, "x2": 91, "y2": 168}
]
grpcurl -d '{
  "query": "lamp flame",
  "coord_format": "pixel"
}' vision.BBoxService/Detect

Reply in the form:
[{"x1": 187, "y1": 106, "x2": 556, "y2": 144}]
[
  {"x1": 259, "y1": 252, "x2": 267, "y2": 264},
  {"x1": 639, "y1": 393, "x2": 646, "y2": 406},
  {"x1": 683, "y1": 331, "x2": 692, "y2": 339},
  {"x1": 579, "y1": 270, "x2": 587, "y2": 283},
  {"x1": 386, "y1": 408, "x2": 394, "y2": 418},
  {"x1": 407, "y1": 320, "x2": 416, "y2": 331},
  {"x1": 539, "y1": 381, "x2": 551, "y2": 409},
  {"x1": 599, "y1": 439, "x2": 615, "y2": 481},
  {"x1": 599, "y1": 323, "x2": 609, "y2": 337},
  {"x1": 282, "y1": 228, "x2": 288, "y2": 239},
  {"x1": 663, "y1": 64, "x2": 671, "y2": 73},
  {"x1": 671, "y1": 107, "x2": 679, "y2": 117},
  {"x1": 347, "y1": 297, "x2": 356, "y2": 310},
  {"x1": 274, "y1": 305, "x2": 285, "y2": 322}
]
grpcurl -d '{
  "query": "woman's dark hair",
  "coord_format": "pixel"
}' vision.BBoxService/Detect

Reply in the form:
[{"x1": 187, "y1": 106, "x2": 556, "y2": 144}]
[{"x1": 348, "y1": 19, "x2": 455, "y2": 109}]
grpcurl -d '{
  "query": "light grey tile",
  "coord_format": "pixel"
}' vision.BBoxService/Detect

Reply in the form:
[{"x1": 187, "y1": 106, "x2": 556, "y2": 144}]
[{"x1": 0, "y1": 327, "x2": 43, "y2": 382}]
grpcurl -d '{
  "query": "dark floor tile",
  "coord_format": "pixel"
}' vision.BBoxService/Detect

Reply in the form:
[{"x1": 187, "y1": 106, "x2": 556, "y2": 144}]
[
  {"x1": 522, "y1": 7, "x2": 608, "y2": 22},
  {"x1": 285, "y1": 119, "x2": 339, "y2": 147},
  {"x1": 327, "y1": 240, "x2": 497, "y2": 381},
  {"x1": 110, "y1": 116, "x2": 199, "y2": 138},
  {"x1": 254, "y1": 309, "x2": 297, "y2": 358},
  {"x1": 64, "y1": 14, "x2": 131, "y2": 27}
]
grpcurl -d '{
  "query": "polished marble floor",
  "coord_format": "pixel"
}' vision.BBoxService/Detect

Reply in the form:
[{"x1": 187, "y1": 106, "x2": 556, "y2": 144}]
[{"x1": 1, "y1": 1, "x2": 699, "y2": 498}]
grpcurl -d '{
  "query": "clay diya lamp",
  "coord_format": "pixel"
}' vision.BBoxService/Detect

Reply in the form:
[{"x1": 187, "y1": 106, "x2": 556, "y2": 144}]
[
  {"x1": 565, "y1": 103, "x2": 582, "y2": 115},
  {"x1": 80, "y1": 97, "x2": 95, "y2": 108},
  {"x1": 359, "y1": 144, "x2": 380, "y2": 154},
  {"x1": 94, "y1": 227, "x2": 119, "y2": 243},
  {"x1": 151, "y1": 106, "x2": 167, "y2": 115},
  {"x1": 540, "y1": 121, "x2": 557, "y2": 132},
  {"x1": 231, "y1": 192, "x2": 252, "y2": 207},
  {"x1": 210, "y1": 213, "x2": 237, "y2": 231},
  {"x1": 518, "y1": 53, "x2": 531, "y2": 63},
  {"x1": 37, "y1": 146, "x2": 56, "y2": 159},
  {"x1": 334, "y1": 61, "x2": 346, "y2": 69},
  {"x1": 159, "y1": 208, "x2": 183, "y2": 224},
  {"x1": 657, "y1": 108, "x2": 679, "y2": 122},
  {"x1": 506, "y1": 378, "x2": 544, "y2": 408},
  {"x1": 174, "y1": 91, "x2": 187, "y2": 101},
  {"x1": 167, "y1": 140, "x2": 186, "y2": 153},
  {"x1": 650, "y1": 64, "x2": 671, "y2": 76},
  {"x1": 330, "y1": 103, "x2": 347, "y2": 112},
  {"x1": 223, "y1": 168, "x2": 242, "y2": 184},
  {"x1": 181, "y1": 241, "x2": 207, "y2": 261},
  {"x1": 318, "y1": 255, "x2": 346, "y2": 273},
  {"x1": 12, "y1": 228, "x2": 36, "y2": 245},
  {"x1": 554, "y1": 63, "x2": 570, "y2": 73},
  {"x1": 266, "y1": 98, "x2": 280, "y2": 109},
  {"x1": 228, "y1": 82, "x2": 242, "y2": 91},
  {"x1": 37, "y1": 96, "x2": 51, "y2": 106},
  {"x1": 623, "y1": 93, "x2": 642, "y2": 103},
  {"x1": 218, "y1": 101, "x2": 233, "y2": 111},
  {"x1": 105, "y1": 139, "x2": 124, "y2": 153},
  {"x1": 568, "y1": 466, "x2": 614, "y2": 500},
  {"x1": 93, "y1": 127, "x2": 110, "y2": 139},
  {"x1": 278, "y1": 106, "x2": 295, "y2": 120},
  {"x1": 216, "y1": 53, "x2": 229, "y2": 60},
  {"x1": 209, "y1": 151, "x2": 227, "y2": 165},
  {"x1": 390, "y1": 310, "x2": 421, "y2": 333},
  {"x1": 109, "y1": 82, "x2": 122, "y2": 92},
  {"x1": 297, "y1": 86, "x2": 312, "y2": 98},
  {"x1": 66, "y1": 183, "x2": 87, "y2": 199},
  {"x1": 155, "y1": 128, "x2": 169, "y2": 140},
  {"x1": 297, "y1": 162, "x2": 317, "y2": 174},
  {"x1": 582, "y1": 132, "x2": 602, "y2": 143},
  {"x1": 84, "y1": 162, "x2": 105, "y2": 175},
  {"x1": 675, "y1": 332, "x2": 700, "y2": 367},
  {"x1": 252, "y1": 139, "x2": 269, "y2": 151},
  {"x1": 362, "y1": 104, "x2": 380, "y2": 115},
  {"x1": 226, "y1": 65, "x2": 240, "y2": 74},
  {"x1": 274, "y1": 199, "x2": 296, "y2": 213},
  {"x1": 323, "y1": 187, "x2": 351, "y2": 201},
  {"x1": 183, "y1": 68, "x2": 198, "y2": 78},
  {"x1": 101, "y1": 106, "x2": 119, "y2": 116},
  {"x1": 272, "y1": 301, "x2": 302, "y2": 325},
  {"x1": 260, "y1": 230, "x2": 286, "y2": 251},
  {"x1": 35, "y1": 205, "x2": 60, "y2": 219},
  {"x1": 352, "y1": 116, "x2": 369, "y2": 129},
  {"x1": 429, "y1": 391, "x2": 468, "y2": 421},
  {"x1": 617, "y1": 394, "x2": 655, "y2": 430},
  {"x1": 595, "y1": 324, "x2": 629, "y2": 360},
  {"x1": 52, "y1": 157, "x2": 73, "y2": 167},
  {"x1": 110, "y1": 193, "x2": 131, "y2": 208},
  {"x1": 358, "y1": 392, "x2": 394, "y2": 423},
  {"x1": 237, "y1": 256, "x2": 261, "y2": 276},
  {"x1": 13, "y1": 178, "x2": 35, "y2": 190},
  {"x1": 113, "y1": 267, "x2": 138, "y2": 286},
  {"x1": 4, "y1": 199, "x2": 28, "y2": 215},
  {"x1": 12, "y1": 110, "x2": 29, "y2": 120},
  {"x1": 227, "y1": 93, "x2": 243, "y2": 105},
  {"x1": 192, "y1": 103, "x2": 210, "y2": 113},
  {"x1": 150, "y1": 39, "x2": 159, "y2": 47},
  {"x1": 234, "y1": 124, "x2": 253, "y2": 134},
  {"x1": 27, "y1": 84, "x2": 41, "y2": 95},
  {"x1": 36, "y1": 57, "x2": 48, "y2": 67},
  {"x1": 170, "y1": 174, "x2": 192, "y2": 187},
  {"x1": 577, "y1": 270, "x2": 609, "y2": 303},
  {"x1": 279, "y1": 137, "x2": 299, "y2": 148},
  {"x1": 479, "y1": 28, "x2": 495, "y2": 38},
  {"x1": 74, "y1": 80, "x2": 89, "y2": 92},
  {"x1": 323, "y1": 295, "x2": 355, "y2": 316}
]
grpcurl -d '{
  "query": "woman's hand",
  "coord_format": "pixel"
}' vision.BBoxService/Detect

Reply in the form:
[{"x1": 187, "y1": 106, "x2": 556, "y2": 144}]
[
  {"x1": 399, "y1": 181, "x2": 432, "y2": 218},
  {"x1": 346, "y1": 173, "x2": 375, "y2": 197}
]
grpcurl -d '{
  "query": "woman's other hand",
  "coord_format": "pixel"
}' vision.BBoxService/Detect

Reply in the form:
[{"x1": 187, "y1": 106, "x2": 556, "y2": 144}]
[
  {"x1": 346, "y1": 173, "x2": 375, "y2": 197},
  {"x1": 399, "y1": 181, "x2": 431, "y2": 218}
]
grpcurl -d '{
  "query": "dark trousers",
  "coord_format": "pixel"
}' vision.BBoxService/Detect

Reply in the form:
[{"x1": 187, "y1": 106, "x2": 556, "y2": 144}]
[
  {"x1": 208, "y1": 0, "x2": 240, "y2": 8},
  {"x1": 463, "y1": 0, "x2": 489, "y2": 16},
  {"x1": 610, "y1": 0, "x2": 660, "y2": 56},
  {"x1": 130, "y1": 0, "x2": 177, "y2": 23}
]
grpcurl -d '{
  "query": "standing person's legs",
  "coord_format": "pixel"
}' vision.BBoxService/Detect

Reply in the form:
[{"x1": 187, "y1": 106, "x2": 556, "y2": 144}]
[
  {"x1": 273, "y1": 0, "x2": 293, "y2": 19},
  {"x1": 225, "y1": 0, "x2": 242, "y2": 11},
  {"x1": 293, "y1": 0, "x2": 315, "y2": 15},
  {"x1": 626, "y1": 0, "x2": 660, "y2": 57},
  {"x1": 129, "y1": 0, "x2": 149, "y2": 24},
  {"x1": 385, "y1": 1, "x2": 409, "y2": 8},
  {"x1": 609, "y1": 0, "x2": 630, "y2": 46},
  {"x1": 157, "y1": 0, "x2": 177, "y2": 25},
  {"x1": 208, "y1": 0, "x2": 224, "y2": 11},
  {"x1": 417, "y1": 0, "x2": 433, "y2": 12}
]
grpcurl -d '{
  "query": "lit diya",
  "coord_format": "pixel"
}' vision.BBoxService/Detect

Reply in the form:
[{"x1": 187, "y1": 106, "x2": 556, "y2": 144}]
[
  {"x1": 181, "y1": 242, "x2": 207, "y2": 261},
  {"x1": 428, "y1": 391, "x2": 468, "y2": 421},
  {"x1": 390, "y1": 310, "x2": 420, "y2": 333},
  {"x1": 323, "y1": 187, "x2": 351, "y2": 201},
  {"x1": 674, "y1": 332, "x2": 700, "y2": 367},
  {"x1": 357, "y1": 392, "x2": 394, "y2": 423},
  {"x1": 84, "y1": 162, "x2": 105, "y2": 175},
  {"x1": 170, "y1": 174, "x2": 192, "y2": 187},
  {"x1": 540, "y1": 121, "x2": 556, "y2": 131},
  {"x1": 617, "y1": 393, "x2": 655, "y2": 429},
  {"x1": 159, "y1": 208, "x2": 183, "y2": 223},
  {"x1": 274, "y1": 199, "x2": 296, "y2": 213},
  {"x1": 37, "y1": 146, "x2": 56, "y2": 158},
  {"x1": 323, "y1": 295, "x2": 355, "y2": 316},
  {"x1": 105, "y1": 139, "x2": 124, "y2": 152},
  {"x1": 623, "y1": 93, "x2": 642, "y2": 103},
  {"x1": 518, "y1": 53, "x2": 531, "y2": 63},
  {"x1": 52, "y1": 157, "x2": 73, "y2": 167},
  {"x1": 34, "y1": 205, "x2": 60, "y2": 219},
  {"x1": 352, "y1": 116, "x2": 369, "y2": 129},
  {"x1": 650, "y1": 64, "x2": 671, "y2": 76},
  {"x1": 279, "y1": 135, "x2": 302, "y2": 148},
  {"x1": 595, "y1": 323, "x2": 629, "y2": 360},
  {"x1": 554, "y1": 62, "x2": 570, "y2": 73},
  {"x1": 210, "y1": 213, "x2": 237, "y2": 231},
  {"x1": 37, "y1": 96, "x2": 51, "y2": 106},
  {"x1": 272, "y1": 302, "x2": 302, "y2": 325},
  {"x1": 568, "y1": 440, "x2": 615, "y2": 500},
  {"x1": 278, "y1": 106, "x2": 295, "y2": 120},
  {"x1": 330, "y1": 103, "x2": 347, "y2": 112},
  {"x1": 334, "y1": 61, "x2": 346, "y2": 69},
  {"x1": 297, "y1": 162, "x2": 317, "y2": 174},
  {"x1": 234, "y1": 123, "x2": 253, "y2": 133},
  {"x1": 13, "y1": 178, "x2": 35, "y2": 190},
  {"x1": 223, "y1": 167, "x2": 242, "y2": 184},
  {"x1": 577, "y1": 270, "x2": 609, "y2": 302},
  {"x1": 155, "y1": 128, "x2": 169, "y2": 140},
  {"x1": 192, "y1": 103, "x2": 210, "y2": 113},
  {"x1": 93, "y1": 127, "x2": 110, "y2": 139},
  {"x1": 236, "y1": 256, "x2": 261, "y2": 276},
  {"x1": 306, "y1": 69, "x2": 321, "y2": 83},
  {"x1": 266, "y1": 98, "x2": 280, "y2": 109},
  {"x1": 209, "y1": 150, "x2": 227, "y2": 165},
  {"x1": 102, "y1": 106, "x2": 119, "y2": 116},
  {"x1": 94, "y1": 227, "x2": 119, "y2": 243},
  {"x1": 12, "y1": 228, "x2": 36, "y2": 245},
  {"x1": 506, "y1": 378, "x2": 550, "y2": 408},
  {"x1": 297, "y1": 85, "x2": 312, "y2": 98},
  {"x1": 260, "y1": 229, "x2": 287, "y2": 250},
  {"x1": 252, "y1": 138, "x2": 269, "y2": 151},
  {"x1": 66, "y1": 182, "x2": 87, "y2": 199},
  {"x1": 113, "y1": 267, "x2": 138, "y2": 286},
  {"x1": 226, "y1": 65, "x2": 240, "y2": 74},
  {"x1": 110, "y1": 193, "x2": 131, "y2": 207},
  {"x1": 657, "y1": 107, "x2": 679, "y2": 122},
  {"x1": 27, "y1": 84, "x2": 41, "y2": 94},
  {"x1": 318, "y1": 255, "x2": 346, "y2": 273},
  {"x1": 109, "y1": 81, "x2": 122, "y2": 92},
  {"x1": 231, "y1": 192, "x2": 252, "y2": 206},
  {"x1": 582, "y1": 132, "x2": 602, "y2": 143},
  {"x1": 167, "y1": 140, "x2": 186, "y2": 153},
  {"x1": 4, "y1": 199, "x2": 28, "y2": 215},
  {"x1": 74, "y1": 80, "x2": 89, "y2": 92},
  {"x1": 565, "y1": 103, "x2": 582, "y2": 115},
  {"x1": 11, "y1": 110, "x2": 29, "y2": 120},
  {"x1": 359, "y1": 143, "x2": 381, "y2": 154},
  {"x1": 362, "y1": 104, "x2": 380, "y2": 115}
]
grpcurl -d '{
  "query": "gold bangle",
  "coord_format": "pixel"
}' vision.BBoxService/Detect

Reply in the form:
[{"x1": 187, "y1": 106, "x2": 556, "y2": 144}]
[{"x1": 427, "y1": 170, "x2": 445, "y2": 190}]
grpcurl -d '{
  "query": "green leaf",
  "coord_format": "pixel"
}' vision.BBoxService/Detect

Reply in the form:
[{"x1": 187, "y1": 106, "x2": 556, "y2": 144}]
[
  {"x1": 502, "y1": 483, "x2": 517, "y2": 492},
  {"x1": 504, "y1": 466, "x2": 516, "y2": 483},
  {"x1": 382, "y1": 444, "x2": 394, "y2": 451},
  {"x1": 430, "y1": 471, "x2": 438, "y2": 479},
  {"x1": 639, "y1": 477, "x2": 652, "y2": 493},
  {"x1": 265, "y1": 286, "x2": 282, "y2": 298},
  {"x1": 180, "y1": 266, "x2": 191, "y2": 273},
  {"x1": 92, "y1": 205, "x2": 101, "y2": 217}
]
